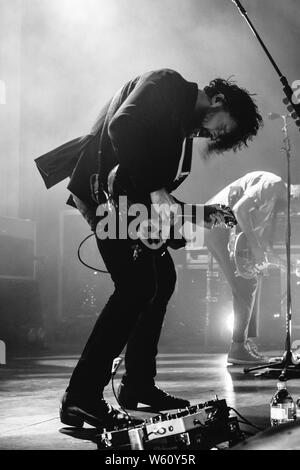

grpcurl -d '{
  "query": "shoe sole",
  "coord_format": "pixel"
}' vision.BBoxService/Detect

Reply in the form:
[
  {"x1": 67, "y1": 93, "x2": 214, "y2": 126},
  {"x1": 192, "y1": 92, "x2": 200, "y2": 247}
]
[
  {"x1": 119, "y1": 401, "x2": 164, "y2": 412},
  {"x1": 60, "y1": 409, "x2": 84, "y2": 428},
  {"x1": 118, "y1": 398, "x2": 190, "y2": 411},
  {"x1": 60, "y1": 406, "x2": 109, "y2": 429},
  {"x1": 227, "y1": 358, "x2": 267, "y2": 365},
  {"x1": 118, "y1": 398, "x2": 138, "y2": 410},
  {"x1": 60, "y1": 405, "x2": 135, "y2": 430}
]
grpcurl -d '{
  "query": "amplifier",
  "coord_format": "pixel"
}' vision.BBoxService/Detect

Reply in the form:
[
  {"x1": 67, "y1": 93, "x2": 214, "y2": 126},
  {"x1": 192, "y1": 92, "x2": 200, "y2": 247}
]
[{"x1": 0, "y1": 216, "x2": 36, "y2": 280}]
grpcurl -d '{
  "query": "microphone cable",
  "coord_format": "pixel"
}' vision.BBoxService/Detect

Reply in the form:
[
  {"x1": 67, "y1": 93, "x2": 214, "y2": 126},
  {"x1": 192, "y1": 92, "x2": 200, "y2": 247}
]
[{"x1": 111, "y1": 357, "x2": 134, "y2": 425}]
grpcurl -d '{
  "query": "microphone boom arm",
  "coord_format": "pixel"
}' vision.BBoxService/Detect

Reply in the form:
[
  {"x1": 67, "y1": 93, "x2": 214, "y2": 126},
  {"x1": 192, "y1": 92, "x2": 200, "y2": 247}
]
[{"x1": 231, "y1": 0, "x2": 300, "y2": 127}]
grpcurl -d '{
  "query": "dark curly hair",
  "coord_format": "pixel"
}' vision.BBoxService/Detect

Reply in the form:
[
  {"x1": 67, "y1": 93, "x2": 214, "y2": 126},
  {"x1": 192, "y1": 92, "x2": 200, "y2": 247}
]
[{"x1": 204, "y1": 78, "x2": 263, "y2": 154}]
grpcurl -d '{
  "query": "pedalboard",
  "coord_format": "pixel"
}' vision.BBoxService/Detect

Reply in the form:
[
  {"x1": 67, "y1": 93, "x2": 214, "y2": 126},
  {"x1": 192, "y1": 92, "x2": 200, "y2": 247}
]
[{"x1": 97, "y1": 398, "x2": 244, "y2": 450}]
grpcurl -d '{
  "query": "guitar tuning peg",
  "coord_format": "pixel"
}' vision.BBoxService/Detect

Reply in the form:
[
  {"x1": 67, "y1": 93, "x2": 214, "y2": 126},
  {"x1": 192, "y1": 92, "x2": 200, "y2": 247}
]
[{"x1": 282, "y1": 97, "x2": 290, "y2": 105}]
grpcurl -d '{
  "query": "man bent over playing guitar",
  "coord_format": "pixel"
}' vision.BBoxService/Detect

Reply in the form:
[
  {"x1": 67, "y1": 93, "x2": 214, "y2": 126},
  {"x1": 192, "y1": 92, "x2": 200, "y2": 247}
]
[
  {"x1": 35, "y1": 69, "x2": 262, "y2": 430},
  {"x1": 205, "y1": 171, "x2": 300, "y2": 365}
]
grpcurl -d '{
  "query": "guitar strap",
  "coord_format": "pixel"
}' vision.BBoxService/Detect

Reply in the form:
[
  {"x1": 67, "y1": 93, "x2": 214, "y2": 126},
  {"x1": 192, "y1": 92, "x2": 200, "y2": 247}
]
[
  {"x1": 227, "y1": 223, "x2": 237, "y2": 255},
  {"x1": 171, "y1": 137, "x2": 194, "y2": 191}
]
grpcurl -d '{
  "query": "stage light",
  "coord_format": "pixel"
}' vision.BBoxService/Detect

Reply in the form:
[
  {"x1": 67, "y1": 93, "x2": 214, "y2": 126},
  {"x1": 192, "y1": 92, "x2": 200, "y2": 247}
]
[
  {"x1": 0, "y1": 340, "x2": 6, "y2": 365},
  {"x1": 295, "y1": 260, "x2": 300, "y2": 278},
  {"x1": 225, "y1": 312, "x2": 234, "y2": 334},
  {"x1": 56, "y1": 0, "x2": 95, "y2": 23}
]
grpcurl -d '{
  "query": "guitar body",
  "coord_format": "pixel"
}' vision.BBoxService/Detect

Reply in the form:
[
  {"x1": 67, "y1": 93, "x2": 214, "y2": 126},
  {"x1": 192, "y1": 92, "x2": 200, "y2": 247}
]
[
  {"x1": 107, "y1": 165, "x2": 171, "y2": 253},
  {"x1": 230, "y1": 231, "x2": 296, "y2": 280},
  {"x1": 230, "y1": 232, "x2": 258, "y2": 279}
]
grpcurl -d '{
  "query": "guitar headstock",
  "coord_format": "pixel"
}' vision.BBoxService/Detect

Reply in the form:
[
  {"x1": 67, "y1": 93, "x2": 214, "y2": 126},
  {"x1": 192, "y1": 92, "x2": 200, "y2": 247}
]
[
  {"x1": 204, "y1": 204, "x2": 237, "y2": 229},
  {"x1": 215, "y1": 205, "x2": 237, "y2": 228},
  {"x1": 216, "y1": 204, "x2": 237, "y2": 228}
]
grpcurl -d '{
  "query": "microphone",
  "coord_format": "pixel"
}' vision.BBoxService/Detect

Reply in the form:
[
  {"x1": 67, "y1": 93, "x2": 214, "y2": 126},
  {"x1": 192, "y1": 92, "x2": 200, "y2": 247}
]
[
  {"x1": 268, "y1": 112, "x2": 292, "y2": 120},
  {"x1": 111, "y1": 356, "x2": 123, "y2": 376}
]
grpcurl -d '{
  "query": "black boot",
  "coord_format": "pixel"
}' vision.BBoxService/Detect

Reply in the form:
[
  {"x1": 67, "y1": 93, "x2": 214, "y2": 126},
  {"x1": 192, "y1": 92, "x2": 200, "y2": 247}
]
[
  {"x1": 117, "y1": 382, "x2": 190, "y2": 411},
  {"x1": 59, "y1": 391, "x2": 141, "y2": 430}
]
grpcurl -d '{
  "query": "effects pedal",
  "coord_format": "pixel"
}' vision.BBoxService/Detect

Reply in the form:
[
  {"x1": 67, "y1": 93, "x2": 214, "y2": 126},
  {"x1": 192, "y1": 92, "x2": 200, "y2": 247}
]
[{"x1": 97, "y1": 398, "x2": 243, "y2": 450}]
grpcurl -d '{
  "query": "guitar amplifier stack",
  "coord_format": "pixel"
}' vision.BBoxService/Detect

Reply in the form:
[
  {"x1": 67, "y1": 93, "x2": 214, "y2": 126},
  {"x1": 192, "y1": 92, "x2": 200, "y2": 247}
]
[
  {"x1": 0, "y1": 216, "x2": 36, "y2": 280},
  {"x1": 272, "y1": 213, "x2": 300, "y2": 339},
  {"x1": 165, "y1": 230, "x2": 300, "y2": 351},
  {"x1": 161, "y1": 248, "x2": 233, "y2": 350},
  {"x1": 0, "y1": 216, "x2": 43, "y2": 349}
]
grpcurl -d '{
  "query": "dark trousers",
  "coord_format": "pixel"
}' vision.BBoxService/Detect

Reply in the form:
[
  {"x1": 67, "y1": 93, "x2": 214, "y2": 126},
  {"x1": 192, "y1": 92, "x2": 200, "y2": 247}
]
[
  {"x1": 68, "y1": 238, "x2": 177, "y2": 399},
  {"x1": 204, "y1": 227, "x2": 262, "y2": 344}
]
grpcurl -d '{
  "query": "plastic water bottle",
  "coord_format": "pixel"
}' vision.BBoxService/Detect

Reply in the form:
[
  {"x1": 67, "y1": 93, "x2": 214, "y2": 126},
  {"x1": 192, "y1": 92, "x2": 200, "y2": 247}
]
[{"x1": 270, "y1": 381, "x2": 296, "y2": 426}]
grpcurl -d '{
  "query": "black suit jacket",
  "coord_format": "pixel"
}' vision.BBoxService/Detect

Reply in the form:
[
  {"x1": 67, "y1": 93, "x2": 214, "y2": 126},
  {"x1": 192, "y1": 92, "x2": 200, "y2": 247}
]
[{"x1": 35, "y1": 69, "x2": 198, "y2": 206}]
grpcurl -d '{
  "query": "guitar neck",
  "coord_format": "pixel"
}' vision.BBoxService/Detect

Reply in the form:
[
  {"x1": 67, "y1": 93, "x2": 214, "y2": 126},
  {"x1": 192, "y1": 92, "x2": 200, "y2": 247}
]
[{"x1": 173, "y1": 200, "x2": 204, "y2": 225}]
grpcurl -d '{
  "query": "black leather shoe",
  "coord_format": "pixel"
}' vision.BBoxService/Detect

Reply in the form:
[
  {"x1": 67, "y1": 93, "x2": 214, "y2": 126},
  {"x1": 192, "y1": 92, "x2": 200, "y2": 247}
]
[
  {"x1": 117, "y1": 383, "x2": 190, "y2": 411},
  {"x1": 59, "y1": 392, "x2": 138, "y2": 430}
]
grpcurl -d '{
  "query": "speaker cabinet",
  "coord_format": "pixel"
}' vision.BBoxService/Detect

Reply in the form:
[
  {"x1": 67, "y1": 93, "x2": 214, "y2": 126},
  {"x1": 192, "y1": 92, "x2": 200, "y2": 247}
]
[
  {"x1": 0, "y1": 278, "x2": 43, "y2": 349},
  {"x1": 0, "y1": 216, "x2": 36, "y2": 280}
]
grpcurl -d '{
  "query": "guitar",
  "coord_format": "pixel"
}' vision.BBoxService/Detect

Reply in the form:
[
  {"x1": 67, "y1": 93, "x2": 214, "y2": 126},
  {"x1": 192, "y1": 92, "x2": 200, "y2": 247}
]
[
  {"x1": 229, "y1": 231, "x2": 300, "y2": 279},
  {"x1": 106, "y1": 165, "x2": 237, "y2": 254}
]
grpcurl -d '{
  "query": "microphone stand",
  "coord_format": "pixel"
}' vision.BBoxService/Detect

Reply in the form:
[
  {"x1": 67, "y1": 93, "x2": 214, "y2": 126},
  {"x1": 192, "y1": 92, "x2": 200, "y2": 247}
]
[
  {"x1": 230, "y1": 0, "x2": 300, "y2": 378},
  {"x1": 244, "y1": 116, "x2": 300, "y2": 379},
  {"x1": 231, "y1": 0, "x2": 300, "y2": 129}
]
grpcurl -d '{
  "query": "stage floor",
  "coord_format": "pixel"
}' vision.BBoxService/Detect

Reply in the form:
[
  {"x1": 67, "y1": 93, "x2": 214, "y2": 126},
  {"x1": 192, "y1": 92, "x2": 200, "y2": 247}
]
[{"x1": 0, "y1": 350, "x2": 299, "y2": 450}]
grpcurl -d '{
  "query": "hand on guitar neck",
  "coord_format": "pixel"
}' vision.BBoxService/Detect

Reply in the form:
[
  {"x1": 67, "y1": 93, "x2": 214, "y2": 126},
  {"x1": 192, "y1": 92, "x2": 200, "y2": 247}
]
[{"x1": 150, "y1": 189, "x2": 236, "y2": 230}]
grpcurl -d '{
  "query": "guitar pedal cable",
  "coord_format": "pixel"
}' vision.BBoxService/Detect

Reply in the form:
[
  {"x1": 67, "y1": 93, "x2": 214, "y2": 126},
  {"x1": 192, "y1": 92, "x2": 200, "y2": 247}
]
[{"x1": 77, "y1": 233, "x2": 109, "y2": 274}]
